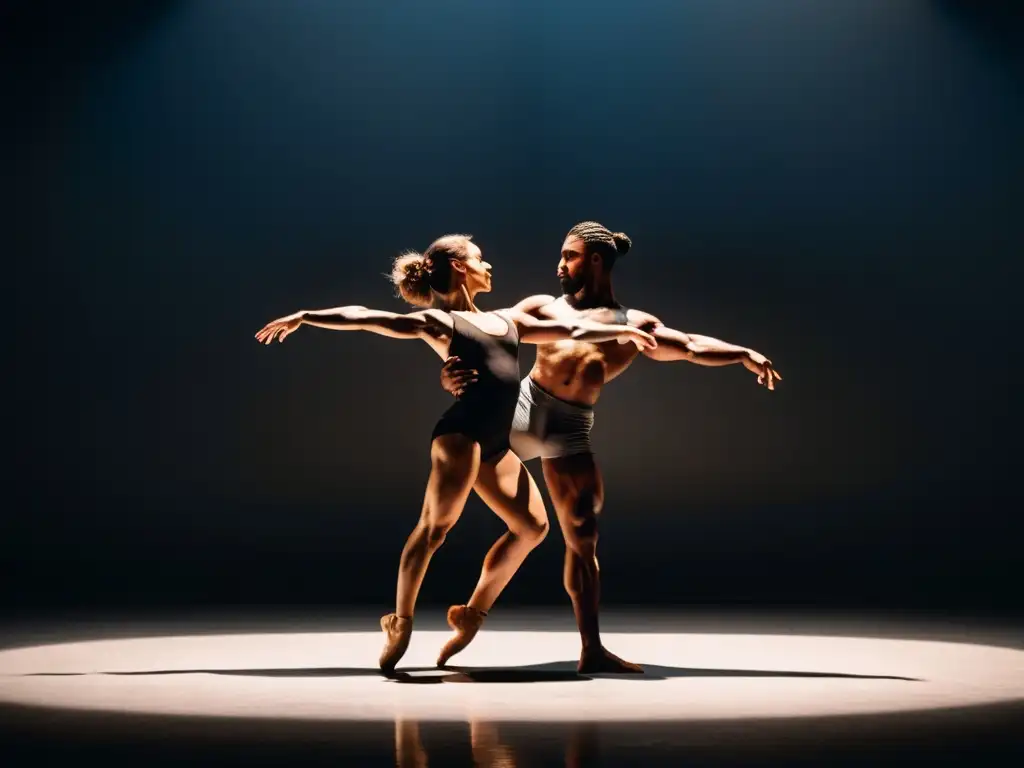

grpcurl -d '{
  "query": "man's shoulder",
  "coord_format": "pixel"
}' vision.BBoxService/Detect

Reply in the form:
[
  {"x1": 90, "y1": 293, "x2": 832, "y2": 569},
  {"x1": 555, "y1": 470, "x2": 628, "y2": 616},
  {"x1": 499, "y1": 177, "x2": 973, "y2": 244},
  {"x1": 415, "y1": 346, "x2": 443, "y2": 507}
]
[{"x1": 509, "y1": 294, "x2": 560, "y2": 316}]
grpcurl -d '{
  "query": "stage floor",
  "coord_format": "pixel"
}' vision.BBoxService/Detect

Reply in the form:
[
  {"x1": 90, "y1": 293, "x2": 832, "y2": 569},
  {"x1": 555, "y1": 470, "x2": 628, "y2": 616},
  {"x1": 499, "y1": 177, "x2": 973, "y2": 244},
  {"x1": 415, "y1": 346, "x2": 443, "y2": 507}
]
[{"x1": 1, "y1": 608, "x2": 1022, "y2": 765}]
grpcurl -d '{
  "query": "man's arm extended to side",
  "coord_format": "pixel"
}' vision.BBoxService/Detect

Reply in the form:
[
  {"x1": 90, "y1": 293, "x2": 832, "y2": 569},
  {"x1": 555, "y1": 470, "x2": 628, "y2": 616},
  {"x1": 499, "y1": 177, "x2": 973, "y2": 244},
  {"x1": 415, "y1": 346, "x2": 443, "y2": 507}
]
[{"x1": 635, "y1": 311, "x2": 782, "y2": 390}]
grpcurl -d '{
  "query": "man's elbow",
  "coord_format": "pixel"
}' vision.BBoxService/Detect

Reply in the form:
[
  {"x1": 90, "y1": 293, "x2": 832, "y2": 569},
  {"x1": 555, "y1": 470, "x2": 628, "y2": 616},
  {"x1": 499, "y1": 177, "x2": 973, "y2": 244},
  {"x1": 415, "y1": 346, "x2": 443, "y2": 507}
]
[{"x1": 644, "y1": 341, "x2": 695, "y2": 362}]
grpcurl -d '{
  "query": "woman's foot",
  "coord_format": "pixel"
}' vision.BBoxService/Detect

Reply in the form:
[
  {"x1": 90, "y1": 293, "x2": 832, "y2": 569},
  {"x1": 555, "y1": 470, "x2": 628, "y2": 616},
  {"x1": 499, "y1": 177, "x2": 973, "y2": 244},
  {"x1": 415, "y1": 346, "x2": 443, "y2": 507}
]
[
  {"x1": 578, "y1": 646, "x2": 644, "y2": 675},
  {"x1": 436, "y1": 605, "x2": 487, "y2": 667},
  {"x1": 379, "y1": 613, "x2": 413, "y2": 673}
]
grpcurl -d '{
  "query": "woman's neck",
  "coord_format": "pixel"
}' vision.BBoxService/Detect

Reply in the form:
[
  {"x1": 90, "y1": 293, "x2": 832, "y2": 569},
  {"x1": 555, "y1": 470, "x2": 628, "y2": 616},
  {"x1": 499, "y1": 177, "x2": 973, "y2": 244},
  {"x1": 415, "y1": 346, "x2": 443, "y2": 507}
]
[{"x1": 434, "y1": 284, "x2": 478, "y2": 312}]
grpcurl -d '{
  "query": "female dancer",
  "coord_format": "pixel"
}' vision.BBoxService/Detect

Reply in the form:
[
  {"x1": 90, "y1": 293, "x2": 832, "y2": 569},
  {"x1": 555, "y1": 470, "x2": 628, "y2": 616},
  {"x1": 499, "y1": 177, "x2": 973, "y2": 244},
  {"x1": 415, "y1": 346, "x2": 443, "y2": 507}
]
[{"x1": 255, "y1": 234, "x2": 655, "y2": 672}]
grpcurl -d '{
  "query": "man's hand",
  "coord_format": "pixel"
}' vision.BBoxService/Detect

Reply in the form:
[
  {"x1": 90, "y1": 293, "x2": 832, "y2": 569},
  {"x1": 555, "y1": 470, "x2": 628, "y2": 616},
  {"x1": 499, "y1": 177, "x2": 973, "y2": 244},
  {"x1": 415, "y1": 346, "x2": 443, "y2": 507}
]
[
  {"x1": 440, "y1": 356, "x2": 479, "y2": 399},
  {"x1": 742, "y1": 350, "x2": 782, "y2": 391}
]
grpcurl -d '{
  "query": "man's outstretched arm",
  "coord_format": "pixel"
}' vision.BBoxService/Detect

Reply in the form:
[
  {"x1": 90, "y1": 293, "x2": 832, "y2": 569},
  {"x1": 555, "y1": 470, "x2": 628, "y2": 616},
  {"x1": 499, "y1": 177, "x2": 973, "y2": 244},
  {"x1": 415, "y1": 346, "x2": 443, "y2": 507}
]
[
  {"x1": 644, "y1": 325, "x2": 747, "y2": 365},
  {"x1": 639, "y1": 317, "x2": 782, "y2": 390}
]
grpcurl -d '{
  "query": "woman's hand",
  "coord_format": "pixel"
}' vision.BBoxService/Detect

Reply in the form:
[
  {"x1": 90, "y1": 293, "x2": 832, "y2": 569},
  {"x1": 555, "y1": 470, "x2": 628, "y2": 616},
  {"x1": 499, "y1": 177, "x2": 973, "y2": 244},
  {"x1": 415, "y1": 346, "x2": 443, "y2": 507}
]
[
  {"x1": 255, "y1": 312, "x2": 304, "y2": 344},
  {"x1": 615, "y1": 327, "x2": 658, "y2": 350}
]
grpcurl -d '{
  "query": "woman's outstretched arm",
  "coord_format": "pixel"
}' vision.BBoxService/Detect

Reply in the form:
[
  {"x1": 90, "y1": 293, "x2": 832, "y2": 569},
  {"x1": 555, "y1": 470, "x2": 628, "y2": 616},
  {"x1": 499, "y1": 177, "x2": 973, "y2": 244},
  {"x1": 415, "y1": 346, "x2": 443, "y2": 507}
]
[{"x1": 256, "y1": 306, "x2": 449, "y2": 344}]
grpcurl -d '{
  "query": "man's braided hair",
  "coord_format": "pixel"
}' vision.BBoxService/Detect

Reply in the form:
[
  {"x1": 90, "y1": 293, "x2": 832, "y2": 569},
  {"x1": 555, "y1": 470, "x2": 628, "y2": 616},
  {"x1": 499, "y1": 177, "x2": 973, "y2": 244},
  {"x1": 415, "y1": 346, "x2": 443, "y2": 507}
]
[{"x1": 567, "y1": 221, "x2": 632, "y2": 268}]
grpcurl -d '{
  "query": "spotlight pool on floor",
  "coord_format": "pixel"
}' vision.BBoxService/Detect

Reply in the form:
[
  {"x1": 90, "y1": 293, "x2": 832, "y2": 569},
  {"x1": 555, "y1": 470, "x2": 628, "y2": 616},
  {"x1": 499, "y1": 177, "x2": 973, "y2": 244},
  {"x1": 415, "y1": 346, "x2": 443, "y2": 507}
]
[{"x1": 2, "y1": 628, "x2": 1022, "y2": 722}]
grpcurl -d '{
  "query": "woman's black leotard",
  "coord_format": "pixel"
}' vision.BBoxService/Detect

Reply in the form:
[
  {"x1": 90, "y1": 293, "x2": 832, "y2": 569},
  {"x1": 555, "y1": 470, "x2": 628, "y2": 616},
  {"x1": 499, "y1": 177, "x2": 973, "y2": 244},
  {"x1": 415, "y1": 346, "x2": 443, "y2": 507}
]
[{"x1": 431, "y1": 311, "x2": 521, "y2": 463}]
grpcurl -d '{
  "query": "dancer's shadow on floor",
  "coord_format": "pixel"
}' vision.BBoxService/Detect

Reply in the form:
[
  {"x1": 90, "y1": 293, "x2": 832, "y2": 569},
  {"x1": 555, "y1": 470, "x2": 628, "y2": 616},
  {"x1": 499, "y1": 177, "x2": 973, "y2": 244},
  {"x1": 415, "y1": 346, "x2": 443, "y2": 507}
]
[
  {"x1": 416, "y1": 661, "x2": 920, "y2": 684},
  {"x1": 24, "y1": 662, "x2": 920, "y2": 683},
  {"x1": 26, "y1": 667, "x2": 385, "y2": 679}
]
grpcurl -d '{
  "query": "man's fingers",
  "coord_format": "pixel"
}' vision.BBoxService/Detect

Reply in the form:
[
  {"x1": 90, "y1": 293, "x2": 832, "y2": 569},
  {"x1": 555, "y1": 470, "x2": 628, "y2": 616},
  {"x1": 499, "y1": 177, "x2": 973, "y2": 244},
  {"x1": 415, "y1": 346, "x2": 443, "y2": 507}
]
[
  {"x1": 444, "y1": 358, "x2": 476, "y2": 376},
  {"x1": 758, "y1": 364, "x2": 779, "y2": 391}
]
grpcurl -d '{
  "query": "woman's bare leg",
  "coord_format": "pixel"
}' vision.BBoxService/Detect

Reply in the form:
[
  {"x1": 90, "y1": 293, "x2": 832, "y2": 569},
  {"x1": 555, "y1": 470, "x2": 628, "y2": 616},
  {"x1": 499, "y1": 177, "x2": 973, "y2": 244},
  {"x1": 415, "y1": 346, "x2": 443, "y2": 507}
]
[
  {"x1": 395, "y1": 434, "x2": 480, "y2": 616},
  {"x1": 436, "y1": 451, "x2": 549, "y2": 666},
  {"x1": 380, "y1": 434, "x2": 479, "y2": 672},
  {"x1": 467, "y1": 452, "x2": 549, "y2": 612}
]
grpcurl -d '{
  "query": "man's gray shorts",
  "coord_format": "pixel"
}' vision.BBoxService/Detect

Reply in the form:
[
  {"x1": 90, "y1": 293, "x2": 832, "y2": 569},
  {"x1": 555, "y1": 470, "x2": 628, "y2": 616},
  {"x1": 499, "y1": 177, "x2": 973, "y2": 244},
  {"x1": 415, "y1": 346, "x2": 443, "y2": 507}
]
[{"x1": 510, "y1": 378, "x2": 595, "y2": 461}]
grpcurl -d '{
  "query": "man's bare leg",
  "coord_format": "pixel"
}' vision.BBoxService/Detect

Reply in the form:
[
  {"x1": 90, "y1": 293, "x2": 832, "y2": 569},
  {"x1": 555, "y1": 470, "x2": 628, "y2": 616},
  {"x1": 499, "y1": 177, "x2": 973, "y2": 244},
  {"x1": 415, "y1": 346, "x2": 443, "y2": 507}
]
[
  {"x1": 437, "y1": 451, "x2": 549, "y2": 666},
  {"x1": 543, "y1": 453, "x2": 643, "y2": 674}
]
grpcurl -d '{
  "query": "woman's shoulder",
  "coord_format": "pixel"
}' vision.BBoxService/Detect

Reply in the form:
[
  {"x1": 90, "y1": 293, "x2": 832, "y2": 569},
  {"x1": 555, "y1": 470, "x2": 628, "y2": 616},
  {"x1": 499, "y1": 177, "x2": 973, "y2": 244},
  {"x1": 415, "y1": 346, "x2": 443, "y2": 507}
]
[{"x1": 412, "y1": 308, "x2": 454, "y2": 336}]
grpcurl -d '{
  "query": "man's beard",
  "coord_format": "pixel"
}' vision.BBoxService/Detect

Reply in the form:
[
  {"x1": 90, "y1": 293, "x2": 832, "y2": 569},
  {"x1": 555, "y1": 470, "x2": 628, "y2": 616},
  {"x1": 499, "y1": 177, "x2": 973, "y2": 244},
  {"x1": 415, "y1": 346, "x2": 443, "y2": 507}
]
[{"x1": 559, "y1": 273, "x2": 585, "y2": 295}]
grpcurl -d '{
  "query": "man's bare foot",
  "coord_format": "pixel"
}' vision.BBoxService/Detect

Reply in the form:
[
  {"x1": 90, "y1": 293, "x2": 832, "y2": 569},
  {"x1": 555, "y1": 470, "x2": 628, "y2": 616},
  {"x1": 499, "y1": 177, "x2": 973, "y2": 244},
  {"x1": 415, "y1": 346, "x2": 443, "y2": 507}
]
[
  {"x1": 578, "y1": 647, "x2": 644, "y2": 675},
  {"x1": 436, "y1": 605, "x2": 486, "y2": 667},
  {"x1": 379, "y1": 613, "x2": 413, "y2": 673}
]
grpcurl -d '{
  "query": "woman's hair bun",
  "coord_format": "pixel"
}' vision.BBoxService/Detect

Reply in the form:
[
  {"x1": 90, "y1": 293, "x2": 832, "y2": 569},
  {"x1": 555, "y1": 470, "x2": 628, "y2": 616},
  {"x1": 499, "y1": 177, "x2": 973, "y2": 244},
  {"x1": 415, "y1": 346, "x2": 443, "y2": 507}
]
[{"x1": 390, "y1": 251, "x2": 433, "y2": 307}]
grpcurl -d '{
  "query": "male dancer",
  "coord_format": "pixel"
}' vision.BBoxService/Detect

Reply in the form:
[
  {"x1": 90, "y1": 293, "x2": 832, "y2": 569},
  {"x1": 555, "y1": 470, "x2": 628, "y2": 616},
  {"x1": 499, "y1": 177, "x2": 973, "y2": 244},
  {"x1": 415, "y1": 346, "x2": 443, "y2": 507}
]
[{"x1": 438, "y1": 221, "x2": 781, "y2": 673}]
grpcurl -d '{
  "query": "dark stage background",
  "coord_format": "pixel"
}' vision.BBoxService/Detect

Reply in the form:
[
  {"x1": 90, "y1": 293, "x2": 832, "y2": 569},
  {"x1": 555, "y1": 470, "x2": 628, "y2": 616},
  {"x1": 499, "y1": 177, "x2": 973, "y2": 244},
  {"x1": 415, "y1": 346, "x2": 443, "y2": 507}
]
[{"x1": 3, "y1": 0, "x2": 1021, "y2": 616}]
